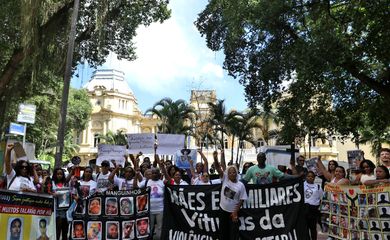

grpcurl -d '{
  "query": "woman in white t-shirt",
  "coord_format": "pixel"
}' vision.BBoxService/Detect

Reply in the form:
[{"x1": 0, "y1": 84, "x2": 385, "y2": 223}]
[
  {"x1": 213, "y1": 151, "x2": 247, "y2": 240},
  {"x1": 4, "y1": 144, "x2": 36, "y2": 192},
  {"x1": 78, "y1": 167, "x2": 97, "y2": 198},
  {"x1": 304, "y1": 171, "x2": 323, "y2": 240}
]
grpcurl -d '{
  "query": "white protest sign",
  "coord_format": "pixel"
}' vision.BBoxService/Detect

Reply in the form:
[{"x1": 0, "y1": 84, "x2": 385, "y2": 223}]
[
  {"x1": 127, "y1": 133, "x2": 155, "y2": 154},
  {"x1": 156, "y1": 134, "x2": 185, "y2": 155},
  {"x1": 97, "y1": 144, "x2": 127, "y2": 167}
]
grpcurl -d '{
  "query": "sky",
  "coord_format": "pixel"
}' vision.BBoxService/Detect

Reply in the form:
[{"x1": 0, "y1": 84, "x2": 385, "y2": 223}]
[{"x1": 71, "y1": 0, "x2": 248, "y2": 112}]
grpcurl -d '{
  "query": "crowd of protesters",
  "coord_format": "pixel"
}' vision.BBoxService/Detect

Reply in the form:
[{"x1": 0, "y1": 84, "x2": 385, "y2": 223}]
[{"x1": 2, "y1": 143, "x2": 390, "y2": 240}]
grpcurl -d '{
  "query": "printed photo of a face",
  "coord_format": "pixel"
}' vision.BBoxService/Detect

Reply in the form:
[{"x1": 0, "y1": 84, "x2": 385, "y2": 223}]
[
  {"x1": 81, "y1": 185, "x2": 91, "y2": 198},
  {"x1": 105, "y1": 198, "x2": 118, "y2": 215},
  {"x1": 36, "y1": 218, "x2": 49, "y2": 240},
  {"x1": 57, "y1": 190, "x2": 70, "y2": 208},
  {"x1": 136, "y1": 194, "x2": 148, "y2": 213},
  {"x1": 120, "y1": 197, "x2": 134, "y2": 215},
  {"x1": 136, "y1": 218, "x2": 149, "y2": 238},
  {"x1": 87, "y1": 221, "x2": 102, "y2": 240},
  {"x1": 122, "y1": 221, "x2": 135, "y2": 240},
  {"x1": 72, "y1": 220, "x2": 85, "y2": 239},
  {"x1": 88, "y1": 197, "x2": 102, "y2": 215},
  {"x1": 7, "y1": 217, "x2": 23, "y2": 240},
  {"x1": 106, "y1": 221, "x2": 119, "y2": 240}
]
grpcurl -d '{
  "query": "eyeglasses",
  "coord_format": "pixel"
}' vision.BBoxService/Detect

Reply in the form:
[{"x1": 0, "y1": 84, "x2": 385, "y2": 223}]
[{"x1": 21, "y1": 165, "x2": 28, "y2": 169}]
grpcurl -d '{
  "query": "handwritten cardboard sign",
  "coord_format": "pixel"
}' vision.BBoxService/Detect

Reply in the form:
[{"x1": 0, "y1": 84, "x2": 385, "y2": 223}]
[{"x1": 127, "y1": 133, "x2": 155, "y2": 154}]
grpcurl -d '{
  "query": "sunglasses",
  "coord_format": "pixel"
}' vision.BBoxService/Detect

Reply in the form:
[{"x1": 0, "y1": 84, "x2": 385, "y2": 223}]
[{"x1": 21, "y1": 165, "x2": 28, "y2": 169}]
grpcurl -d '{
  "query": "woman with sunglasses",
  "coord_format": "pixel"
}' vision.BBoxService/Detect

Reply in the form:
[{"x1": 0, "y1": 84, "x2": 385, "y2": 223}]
[{"x1": 4, "y1": 144, "x2": 37, "y2": 192}]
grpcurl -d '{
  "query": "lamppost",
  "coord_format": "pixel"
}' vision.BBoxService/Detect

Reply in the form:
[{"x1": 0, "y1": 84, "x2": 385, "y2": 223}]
[{"x1": 55, "y1": 0, "x2": 80, "y2": 168}]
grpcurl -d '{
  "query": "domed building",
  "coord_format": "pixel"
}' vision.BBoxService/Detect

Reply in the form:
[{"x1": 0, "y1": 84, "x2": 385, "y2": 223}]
[{"x1": 77, "y1": 69, "x2": 158, "y2": 163}]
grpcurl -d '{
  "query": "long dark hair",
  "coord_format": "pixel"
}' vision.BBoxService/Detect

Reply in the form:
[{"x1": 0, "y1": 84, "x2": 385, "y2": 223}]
[
  {"x1": 376, "y1": 165, "x2": 390, "y2": 179},
  {"x1": 81, "y1": 166, "x2": 93, "y2": 181},
  {"x1": 52, "y1": 167, "x2": 66, "y2": 184},
  {"x1": 359, "y1": 160, "x2": 376, "y2": 174}
]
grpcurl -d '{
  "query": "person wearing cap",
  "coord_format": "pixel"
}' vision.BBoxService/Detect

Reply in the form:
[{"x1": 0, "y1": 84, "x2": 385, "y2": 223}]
[
  {"x1": 96, "y1": 160, "x2": 117, "y2": 193},
  {"x1": 242, "y1": 152, "x2": 286, "y2": 185}
]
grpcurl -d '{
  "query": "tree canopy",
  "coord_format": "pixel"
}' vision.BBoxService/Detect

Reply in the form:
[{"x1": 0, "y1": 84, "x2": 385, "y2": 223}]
[
  {"x1": 0, "y1": 0, "x2": 171, "y2": 134},
  {"x1": 196, "y1": 0, "x2": 390, "y2": 149}
]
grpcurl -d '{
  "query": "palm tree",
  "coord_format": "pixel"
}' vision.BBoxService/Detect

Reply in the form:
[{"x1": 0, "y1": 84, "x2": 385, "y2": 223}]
[
  {"x1": 208, "y1": 99, "x2": 229, "y2": 150},
  {"x1": 98, "y1": 130, "x2": 127, "y2": 145},
  {"x1": 234, "y1": 110, "x2": 261, "y2": 166},
  {"x1": 146, "y1": 98, "x2": 196, "y2": 135}
]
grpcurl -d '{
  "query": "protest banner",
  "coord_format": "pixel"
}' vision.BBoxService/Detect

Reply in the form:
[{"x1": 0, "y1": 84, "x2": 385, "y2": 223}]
[
  {"x1": 162, "y1": 178, "x2": 307, "y2": 240},
  {"x1": 321, "y1": 183, "x2": 390, "y2": 240},
  {"x1": 71, "y1": 188, "x2": 151, "y2": 240},
  {"x1": 0, "y1": 190, "x2": 55, "y2": 240},
  {"x1": 174, "y1": 149, "x2": 197, "y2": 169},
  {"x1": 97, "y1": 144, "x2": 127, "y2": 167},
  {"x1": 156, "y1": 134, "x2": 185, "y2": 155},
  {"x1": 127, "y1": 133, "x2": 155, "y2": 154}
]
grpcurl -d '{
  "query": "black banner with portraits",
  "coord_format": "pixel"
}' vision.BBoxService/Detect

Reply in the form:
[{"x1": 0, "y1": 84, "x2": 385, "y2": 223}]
[
  {"x1": 162, "y1": 178, "x2": 308, "y2": 240},
  {"x1": 70, "y1": 188, "x2": 151, "y2": 240}
]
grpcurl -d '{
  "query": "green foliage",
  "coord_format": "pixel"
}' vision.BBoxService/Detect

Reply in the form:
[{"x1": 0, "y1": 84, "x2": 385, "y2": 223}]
[
  {"x1": 146, "y1": 98, "x2": 197, "y2": 134},
  {"x1": 0, "y1": 0, "x2": 171, "y2": 134},
  {"x1": 67, "y1": 88, "x2": 93, "y2": 134},
  {"x1": 196, "y1": 0, "x2": 390, "y2": 147}
]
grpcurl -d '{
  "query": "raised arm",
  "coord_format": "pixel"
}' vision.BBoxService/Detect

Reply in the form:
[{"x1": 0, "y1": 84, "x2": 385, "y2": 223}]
[
  {"x1": 108, "y1": 162, "x2": 120, "y2": 183},
  {"x1": 5, "y1": 144, "x2": 14, "y2": 175},
  {"x1": 213, "y1": 151, "x2": 224, "y2": 179},
  {"x1": 316, "y1": 158, "x2": 332, "y2": 181},
  {"x1": 198, "y1": 150, "x2": 209, "y2": 173},
  {"x1": 220, "y1": 150, "x2": 226, "y2": 171},
  {"x1": 189, "y1": 158, "x2": 196, "y2": 179}
]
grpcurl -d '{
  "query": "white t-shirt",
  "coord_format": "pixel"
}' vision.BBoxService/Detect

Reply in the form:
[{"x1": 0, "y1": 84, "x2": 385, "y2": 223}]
[
  {"x1": 140, "y1": 179, "x2": 165, "y2": 214},
  {"x1": 304, "y1": 181, "x2": 323, "y2": 206},
  {"x1": 79, "y1": 180, "x2": 97, "y2": 198},
  {"x1": 96, "y1": 172, "x2": 117, "y2": 192},
  {"x1": 115, "y1": 178, "x2": 135, "y2": 191},
  {"x1": 7, "y1": 169, "x2": 36, "y2": 192},
  {"x1": 173, "y1": 180, "x2": 189, "y2": 185},
  {"x1": 220, "y1": 174, "x2": 248, "y2": 213}
]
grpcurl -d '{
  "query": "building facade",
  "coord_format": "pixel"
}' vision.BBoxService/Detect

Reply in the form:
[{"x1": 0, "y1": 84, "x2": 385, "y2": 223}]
[{"x1": 77, "y1": 69, "x2": 158, "y2": 163}]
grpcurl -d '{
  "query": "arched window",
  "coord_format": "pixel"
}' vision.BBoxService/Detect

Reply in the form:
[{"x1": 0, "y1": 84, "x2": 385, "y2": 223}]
[{"x1": 94, "y1": 133, "x2": 101, "y2": 147}]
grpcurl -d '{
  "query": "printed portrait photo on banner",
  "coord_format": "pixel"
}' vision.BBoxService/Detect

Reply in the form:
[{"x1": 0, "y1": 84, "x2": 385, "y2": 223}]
[
  {"x1": 122, "y1": 221, "x2": 135, "y2": 240},
  {"x1": 105, "y1": 198, "x2": 119, "y2": 215},
  {"x1": 106, "y1": 221, "x2": 119, "y2": 240},
  {"x1": 88, "y1": 197, "x2": 102, "y2": 215},
  {"x1": 7, "y1": 217, "x2": 23, "y2": 240},
  {"x1": 380, "y1": 207, "x2": 390, "y2": 218},
  {"x1": 36, "y1": 218, "x2": 50, "y2": 240},
  {"x1": 378, "y1": 192, "x2": 390, "y2": 204},
  {"x1": 80, "y1": 185, "x2": 91, "y2": 198},
  {"x1": 120, "y1": 197, "x2": 134, "y2": 215},
  {"x1": 72, "y1": 220, "x2": 85, "y2": 239},
  {"x1": 136, "y1": 217, "x2": 149, "y2": 238},
  {"x1": 381, "y1": 220, "x2": 390, "y2": 232},
  {"x1": 75, "y1": 199, "x2": 86, "y2": 214},
  {"x1": 87, "y1": 221, "x2": 102, "y2": 240},
  {"x1": 136, "y1": 194, "x2": 148, "y2": 213},
  {"x1": 57, "y1": 190, "x2": 70, "y2": 208}
]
